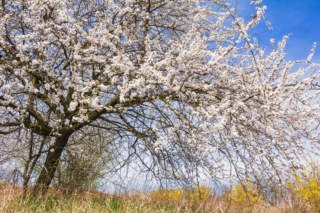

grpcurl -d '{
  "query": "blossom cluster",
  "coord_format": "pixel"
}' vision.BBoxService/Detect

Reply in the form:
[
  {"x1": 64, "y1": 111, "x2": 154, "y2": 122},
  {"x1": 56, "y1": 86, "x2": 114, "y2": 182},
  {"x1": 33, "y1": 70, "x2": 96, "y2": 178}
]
[{"x1": 0, "y1": 0, "x2": 319, "y2": 185}]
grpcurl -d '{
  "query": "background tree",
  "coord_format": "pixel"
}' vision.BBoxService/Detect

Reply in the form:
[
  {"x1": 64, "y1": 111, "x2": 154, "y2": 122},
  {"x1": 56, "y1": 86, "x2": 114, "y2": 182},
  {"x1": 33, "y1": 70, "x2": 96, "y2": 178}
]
[{"x1": 1, "y1": 0, "x2": 320, "y2": 195}]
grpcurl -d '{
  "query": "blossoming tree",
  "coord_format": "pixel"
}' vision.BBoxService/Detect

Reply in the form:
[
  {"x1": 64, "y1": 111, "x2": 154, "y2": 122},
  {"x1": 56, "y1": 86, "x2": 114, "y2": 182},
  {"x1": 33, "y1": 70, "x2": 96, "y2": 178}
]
[{"x1": 1, "y1": 0, "x2": 320, "y2": 195}]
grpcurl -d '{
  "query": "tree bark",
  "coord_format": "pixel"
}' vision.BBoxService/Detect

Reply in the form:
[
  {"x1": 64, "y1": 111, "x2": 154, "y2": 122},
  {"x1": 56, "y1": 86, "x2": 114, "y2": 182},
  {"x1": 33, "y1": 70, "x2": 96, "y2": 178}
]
[{"x1": 32, "y1": 133, "x2": 72, "y2": 196}]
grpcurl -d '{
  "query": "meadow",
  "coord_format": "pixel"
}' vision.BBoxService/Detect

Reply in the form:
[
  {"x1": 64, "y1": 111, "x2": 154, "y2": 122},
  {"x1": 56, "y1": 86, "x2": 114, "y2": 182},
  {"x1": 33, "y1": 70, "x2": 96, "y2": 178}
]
[{"x1": 1, "y1": 179, "x2": 319, "y2": 213}]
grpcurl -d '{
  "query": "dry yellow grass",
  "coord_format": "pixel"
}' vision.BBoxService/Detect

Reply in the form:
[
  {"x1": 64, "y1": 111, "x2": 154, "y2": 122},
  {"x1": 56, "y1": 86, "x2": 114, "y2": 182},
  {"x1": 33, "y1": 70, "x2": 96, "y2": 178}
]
[{"x1": 0, "y1": 182, "x2": 318, "y2": 213}]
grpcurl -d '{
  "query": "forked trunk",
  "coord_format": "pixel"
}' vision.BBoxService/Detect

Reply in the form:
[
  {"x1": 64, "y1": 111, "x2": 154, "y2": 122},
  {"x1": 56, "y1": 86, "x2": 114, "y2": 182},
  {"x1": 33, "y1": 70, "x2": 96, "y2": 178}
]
[{"x1": 32, "y1": 133, "x2": 71, "y2": 196}]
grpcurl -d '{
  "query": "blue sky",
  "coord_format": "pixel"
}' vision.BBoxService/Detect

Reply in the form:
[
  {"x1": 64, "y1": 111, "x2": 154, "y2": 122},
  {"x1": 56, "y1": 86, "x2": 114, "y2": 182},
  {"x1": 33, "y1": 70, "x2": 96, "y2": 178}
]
[{"x1": 230, "y1": 0, "x2": 320, "y2": 62}]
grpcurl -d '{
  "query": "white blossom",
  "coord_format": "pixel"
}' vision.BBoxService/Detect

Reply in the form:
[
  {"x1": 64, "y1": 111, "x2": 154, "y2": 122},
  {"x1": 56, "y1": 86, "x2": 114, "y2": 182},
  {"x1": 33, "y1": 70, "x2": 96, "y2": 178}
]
[{"x1": 68, "y1": 101, "x2": 78, "y2": 112}]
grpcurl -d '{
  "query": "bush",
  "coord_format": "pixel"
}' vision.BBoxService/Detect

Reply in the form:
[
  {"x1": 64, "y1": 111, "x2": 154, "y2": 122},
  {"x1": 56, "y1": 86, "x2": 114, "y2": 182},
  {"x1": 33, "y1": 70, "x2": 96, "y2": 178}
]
[
  {"x1": 226, "y1": 181, "x2": 264, "y2": 205},
  {"x1": 286, "y1": 159, "x2": 320, "y2": 210},
  {"x1": 151, "y1": 184, "x2": 211, "y2": 203}
]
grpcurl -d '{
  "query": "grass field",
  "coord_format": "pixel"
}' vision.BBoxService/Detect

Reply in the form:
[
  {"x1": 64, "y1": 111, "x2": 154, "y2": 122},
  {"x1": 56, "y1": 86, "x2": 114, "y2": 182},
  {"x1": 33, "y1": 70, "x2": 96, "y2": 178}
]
[{"x1": 1, "y1": 182, "x2": 318, "y2": 213}]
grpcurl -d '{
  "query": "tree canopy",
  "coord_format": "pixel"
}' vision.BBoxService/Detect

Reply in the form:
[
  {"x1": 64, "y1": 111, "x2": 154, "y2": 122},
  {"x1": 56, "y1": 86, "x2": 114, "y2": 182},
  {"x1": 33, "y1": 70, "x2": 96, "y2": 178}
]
[{"x1": 0, "y1": 0, "x2": 320, "y2": 195}]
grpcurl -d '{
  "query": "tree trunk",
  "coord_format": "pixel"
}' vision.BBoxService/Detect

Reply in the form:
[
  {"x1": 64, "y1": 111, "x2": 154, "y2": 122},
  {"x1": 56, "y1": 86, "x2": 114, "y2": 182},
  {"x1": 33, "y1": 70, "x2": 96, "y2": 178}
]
[{"x1": 32, "y1": 133, "x2": 72, "y2": 196}]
